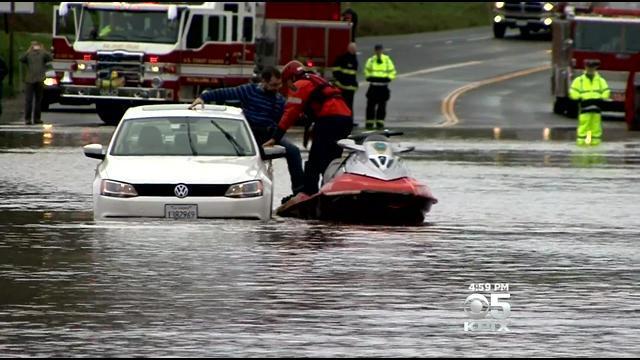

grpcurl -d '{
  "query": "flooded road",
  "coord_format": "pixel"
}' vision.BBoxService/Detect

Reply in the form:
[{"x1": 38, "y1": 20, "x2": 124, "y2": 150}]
[{"x1": 1, "y1": 128, "x2": 639, "y2": 357}]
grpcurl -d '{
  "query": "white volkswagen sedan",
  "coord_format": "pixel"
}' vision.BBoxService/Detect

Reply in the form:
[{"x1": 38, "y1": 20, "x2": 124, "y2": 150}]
[{"x1": 83, "y1": 104, "x2": 286, "y2": 220}]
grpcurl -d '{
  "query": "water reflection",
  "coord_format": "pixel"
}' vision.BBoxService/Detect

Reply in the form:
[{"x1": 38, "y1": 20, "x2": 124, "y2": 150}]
[
  {"x1": 570, "y1": 148, "x2": 607, "y2": 168},
  {"x1": 0, "y1": 127, "x2": 113, "y2": 149}
]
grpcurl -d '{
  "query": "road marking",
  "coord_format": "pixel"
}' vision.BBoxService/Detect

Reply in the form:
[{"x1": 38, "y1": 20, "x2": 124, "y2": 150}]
[
  {"x1": 445, "y1": 40, "x2": 453, "y2": 44},
  {"x1": 397, "y1": 61, "x2": 483, "y2": 79},
  {"x1": 467, "y1": 36, "x2": 492, "y2": 42},
  {"x1": 414, "y1": 44, "x2": 423, "y2": 48},
  {"x1": 440, "y1": 64, "x2": 551, "y2": 127},
  {"x1": 358, "y1": 60, "x2": 483, "y2": 87}
]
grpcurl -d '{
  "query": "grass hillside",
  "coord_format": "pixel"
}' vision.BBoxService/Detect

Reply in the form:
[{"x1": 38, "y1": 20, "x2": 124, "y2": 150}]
[{"x1": 346, "y1": 2, "x2": 492, "y2": 37}]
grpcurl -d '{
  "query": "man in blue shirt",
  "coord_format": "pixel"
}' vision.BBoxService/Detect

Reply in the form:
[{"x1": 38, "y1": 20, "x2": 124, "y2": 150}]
[{"x1": 189, "y1": 67, "x2": 304, "y2": 198}]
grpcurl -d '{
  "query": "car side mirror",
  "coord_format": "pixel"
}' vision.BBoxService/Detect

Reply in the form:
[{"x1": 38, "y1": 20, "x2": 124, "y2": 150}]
[
  {"x1": 83, "y1": 144, "x2": 106, "y2": 160},
  {"x1": 262, "y1": 145, "x2": 286, "y2": 160}
]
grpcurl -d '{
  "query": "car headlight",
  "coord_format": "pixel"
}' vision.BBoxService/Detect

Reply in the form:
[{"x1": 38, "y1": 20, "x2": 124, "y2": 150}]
[
  {"x1": 495, "y1": 2, "x2": 505, "y2": 9},
  {"x1": 100, "y1": 179, "x2": 138, "y2": 198},
  {"x1": 43, "y1": 77, "x2": 58, "y2": 86},
  {"x1": 225, "y1": 180, "x2": 263, "y2": 198},
  {"x1": 543, "y1": 2, "x2": 554, "y2": 11}
]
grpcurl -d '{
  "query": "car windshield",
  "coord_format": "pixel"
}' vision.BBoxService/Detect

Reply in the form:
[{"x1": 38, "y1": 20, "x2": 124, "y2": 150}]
[
  {"x1": 78, "y1": 8, "x2": 181, "y2": 44},
  {"x1": 110, "y1": 117, "x2": 256, "y2": 156}
]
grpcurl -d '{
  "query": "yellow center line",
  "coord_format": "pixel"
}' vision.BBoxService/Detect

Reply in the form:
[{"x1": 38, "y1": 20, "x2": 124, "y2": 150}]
[{"x1": 440, "y1": 64, "x2": 551, "y2": 127}]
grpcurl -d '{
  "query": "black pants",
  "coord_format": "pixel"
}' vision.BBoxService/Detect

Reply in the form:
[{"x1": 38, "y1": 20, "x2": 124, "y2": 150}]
[
  {"x1": 25, "y1": 82, "x2": 44, "y2": 123},
  {"x1": 365, "y1": 85, "x2": 390, "y2": 129},
  {"x1": 252, "y1": 126, "x2": 305, "y2": 195},
  {"x1": 341, "y1": 89, "x2": 355, "y2": 113},
  {"x1": 0, "y1": 80, "x2": 3, "y2": 118},
  {"x1": 304, "y1": 116, "x2": 353, "y2": 194}
]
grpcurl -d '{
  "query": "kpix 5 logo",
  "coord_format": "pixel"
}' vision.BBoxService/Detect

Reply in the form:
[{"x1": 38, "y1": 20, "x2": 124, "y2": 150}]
[{"x1": 464, "y1": 283, "x2": 511, "y2": 332}]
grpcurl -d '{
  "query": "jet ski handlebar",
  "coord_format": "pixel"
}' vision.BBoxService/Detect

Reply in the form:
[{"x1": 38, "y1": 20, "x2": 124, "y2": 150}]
[{"x1": 348, "y1": 129, "x2": 404, "y2": 144}]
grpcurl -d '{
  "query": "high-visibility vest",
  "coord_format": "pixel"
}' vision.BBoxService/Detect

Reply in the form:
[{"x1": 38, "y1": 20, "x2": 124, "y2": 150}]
[
  {"x1": 364, "y1": 54, "x2": 396, "y2": 82},
  {"x1": 569, "y1": 72, "x2": 610, "y2": 102}
]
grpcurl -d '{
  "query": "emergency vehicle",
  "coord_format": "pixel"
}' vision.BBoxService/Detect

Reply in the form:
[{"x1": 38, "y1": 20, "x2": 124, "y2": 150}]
[
  {"x1": 551, "y1": 2, "x2": 640, "y2": 130},
  {"x1": 46, "y1": 2, "x2": 351, "y2": 125}
]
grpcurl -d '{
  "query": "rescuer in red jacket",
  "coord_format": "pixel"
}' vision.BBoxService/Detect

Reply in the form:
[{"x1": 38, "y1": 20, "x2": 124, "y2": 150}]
[{"x1": 263, "y1": 60, "x2": 353, "y2": 200}]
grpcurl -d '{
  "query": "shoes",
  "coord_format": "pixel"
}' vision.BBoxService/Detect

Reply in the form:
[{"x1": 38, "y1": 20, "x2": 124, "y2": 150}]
[
  {"x1": 281, "y1": 193, "x2": 296, "y2": 204},
  {"x1": 25, "y1": 120, "x2": 32, "y2": 125},
  {"x1": 280, "y1": 192, "x2": 310, "y2": 205},
  {"x1": 365, "y1": 120, "x2": 375, "y2": 130},
  {"x1": 34, "y1": 120, "x2": 43, "y2": 124}
]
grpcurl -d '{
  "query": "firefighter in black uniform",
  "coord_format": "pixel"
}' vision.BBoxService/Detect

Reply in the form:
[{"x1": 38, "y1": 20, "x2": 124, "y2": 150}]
[{"x1": 331, "y1": 42, "x2": 359, "y2": 113}]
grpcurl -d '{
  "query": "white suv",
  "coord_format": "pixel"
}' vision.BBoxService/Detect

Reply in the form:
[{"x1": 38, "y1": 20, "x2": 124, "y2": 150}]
[{"x1": 83, "y1": 104, "x2": 286, "y2": 220}]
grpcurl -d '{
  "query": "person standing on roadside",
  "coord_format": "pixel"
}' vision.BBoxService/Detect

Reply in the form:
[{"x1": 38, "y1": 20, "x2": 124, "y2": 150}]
[
  {"x1": 332, "y1": 42, "x2": 359, "y2": 113},
  {"x1": 569, "y1": 59, "x2": 610, "y2": 146},
  {"x1": 341, "y1": 6, "x2": 358, "y2": 42},
  {"x1": 20, "y1": 41, "x2": 52, "y2": 125},
  {"x1": 364, "y1": 44, "x2": 396, "y2": 130}
]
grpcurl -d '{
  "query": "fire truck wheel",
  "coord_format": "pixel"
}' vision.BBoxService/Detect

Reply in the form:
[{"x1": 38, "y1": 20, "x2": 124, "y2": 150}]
[
  {"x1": 493, "y1": 23, "x2": 506, "y2": 39},
  {"x1": 96, "y1": 102, "x2": 128, "y2": 126}
]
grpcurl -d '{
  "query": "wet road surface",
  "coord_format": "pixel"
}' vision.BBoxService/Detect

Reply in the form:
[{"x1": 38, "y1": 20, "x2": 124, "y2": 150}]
[{"x1": 1, "y1": 128, "x2": 639, "y2": 356}]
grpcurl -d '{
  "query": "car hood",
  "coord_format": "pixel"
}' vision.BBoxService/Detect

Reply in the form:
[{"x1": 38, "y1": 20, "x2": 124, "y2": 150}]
[{"x1": 102, "y1": 156, "x2": 263, "y2": 184}]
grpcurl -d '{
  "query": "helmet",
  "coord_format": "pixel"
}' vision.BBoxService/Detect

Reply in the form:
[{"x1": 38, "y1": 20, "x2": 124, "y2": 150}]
[{"x1": 281, "y1": 60, "x2": 306, "y2": 84}]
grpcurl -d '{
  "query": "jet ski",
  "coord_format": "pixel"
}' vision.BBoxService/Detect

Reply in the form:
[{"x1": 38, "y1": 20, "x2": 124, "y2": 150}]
[{"x1": 276, "y1": 130, "x2": 438, "y2": 225}]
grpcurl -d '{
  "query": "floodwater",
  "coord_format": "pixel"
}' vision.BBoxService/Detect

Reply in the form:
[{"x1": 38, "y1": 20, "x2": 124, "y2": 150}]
[{"x1": 1, "y1": 126, "x2": 639, "y2": 357}]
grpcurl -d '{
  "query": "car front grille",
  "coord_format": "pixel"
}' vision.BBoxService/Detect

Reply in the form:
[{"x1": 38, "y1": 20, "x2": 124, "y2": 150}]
[
  {"x1": 505, "y1": 1, "x2": 544, "y2": 13},
  {"x1": 96, "y1": 51, "x2": 144, "y2": 85},
  {"x1": 133, "y1": 184, "x2": 229, "y2": 197}
]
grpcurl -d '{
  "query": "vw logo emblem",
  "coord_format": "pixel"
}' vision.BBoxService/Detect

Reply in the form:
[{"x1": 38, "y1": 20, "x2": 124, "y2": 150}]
[{"x1": 174, "y1": 184, "x2": 189, "y2": 198}]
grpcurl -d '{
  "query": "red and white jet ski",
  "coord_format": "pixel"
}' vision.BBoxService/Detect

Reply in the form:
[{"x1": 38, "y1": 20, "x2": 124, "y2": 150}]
[{"x1": 276, "y1": 130, "x2": 438, "y2": 225}]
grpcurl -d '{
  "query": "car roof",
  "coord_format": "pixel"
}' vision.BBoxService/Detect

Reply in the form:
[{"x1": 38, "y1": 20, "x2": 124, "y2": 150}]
[{"x1": 121, "y1": 104, "x2": 246, "y2": 121}]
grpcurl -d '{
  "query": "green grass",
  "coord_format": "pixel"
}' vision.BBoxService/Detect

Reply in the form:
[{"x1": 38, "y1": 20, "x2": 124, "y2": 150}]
[{"x1": 345, "y1": 2, "x2": 492, "y2": 37}]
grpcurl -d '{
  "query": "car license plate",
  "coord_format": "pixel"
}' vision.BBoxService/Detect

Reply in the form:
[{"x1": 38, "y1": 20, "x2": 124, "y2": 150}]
[
  {"x1": 516, "y1": 20, "x2": 527, "y2": 27},
  {"x1": 165, "y1": 204, "x2": 198, "y2": 220}
]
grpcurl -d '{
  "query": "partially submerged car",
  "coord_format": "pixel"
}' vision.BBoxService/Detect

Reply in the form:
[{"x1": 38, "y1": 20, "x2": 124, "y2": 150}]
[{"x1": 83, "y1": 104, "x2": 286, "y2": 220}]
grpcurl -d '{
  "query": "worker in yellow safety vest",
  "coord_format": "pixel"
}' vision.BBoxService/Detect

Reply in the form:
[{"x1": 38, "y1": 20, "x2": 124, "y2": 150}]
[
  {"x1": 569, "y1": 59, "x2": 610, "y2": 146},
  {"x1": 364, "y1": 44, "x2": 396, "y2": 130}
]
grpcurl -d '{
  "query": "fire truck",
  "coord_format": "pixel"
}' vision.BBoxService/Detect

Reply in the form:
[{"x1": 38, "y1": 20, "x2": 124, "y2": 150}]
[
  {"x1": 551, "y1": 2, "x2": 640, "y2": 130},
  {"x1": 46, "y1": 2, "x2": 352, "y2": 125}
]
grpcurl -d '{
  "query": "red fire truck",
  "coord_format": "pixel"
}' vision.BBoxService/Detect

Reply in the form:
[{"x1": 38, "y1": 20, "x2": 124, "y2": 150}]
[
  {"x1": 551, "y1": 2, "x2": 640, "y2": 130},
  {"x1": 46, "y1": 2, "x2": 352, "y2": 124}
]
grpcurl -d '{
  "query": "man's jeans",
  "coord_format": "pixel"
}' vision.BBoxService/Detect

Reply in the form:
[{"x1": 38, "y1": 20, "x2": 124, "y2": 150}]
[{"x1": 252, "y1": 126, "x2": 305, "y2": 195}]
